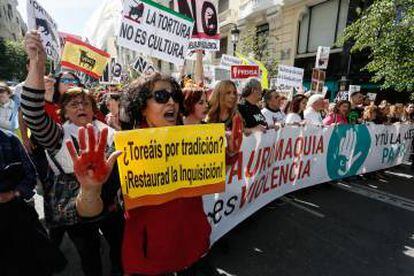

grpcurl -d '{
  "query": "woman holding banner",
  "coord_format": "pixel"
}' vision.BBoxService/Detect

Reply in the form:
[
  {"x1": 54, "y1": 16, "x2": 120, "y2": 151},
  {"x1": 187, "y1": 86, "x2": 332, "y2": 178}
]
[
  {"x1": 67, "y1": 72, "x2": 224, "y2": 275},
  {"x1": 285, "y1": 94, "x2": 308, "y2": 125},
  {"x1": 21, "y1": 31, "x2": 124, "y2": 276}
]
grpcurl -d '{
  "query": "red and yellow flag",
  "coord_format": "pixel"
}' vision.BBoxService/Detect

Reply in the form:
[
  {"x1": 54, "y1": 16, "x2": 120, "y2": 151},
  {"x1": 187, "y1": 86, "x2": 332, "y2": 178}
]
[{"x1": 61, "y1": 37, "x2": 110, "y2": 79}]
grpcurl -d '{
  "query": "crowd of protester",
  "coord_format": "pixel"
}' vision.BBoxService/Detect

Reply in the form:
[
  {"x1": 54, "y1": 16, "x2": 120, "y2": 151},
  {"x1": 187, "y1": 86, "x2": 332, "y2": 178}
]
[{"x1": 1, "y1": 30, "x2": 414, "y2": 276}]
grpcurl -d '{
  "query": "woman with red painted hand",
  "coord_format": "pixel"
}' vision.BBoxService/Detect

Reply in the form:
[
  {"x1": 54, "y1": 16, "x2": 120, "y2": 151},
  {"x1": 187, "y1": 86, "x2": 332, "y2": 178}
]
[
  {"x1": 21, "y1": 30, "x2": 124, "y2": 276},
  {"x1": 68, "y1": 73, "x2": 220, "y2": 275}
]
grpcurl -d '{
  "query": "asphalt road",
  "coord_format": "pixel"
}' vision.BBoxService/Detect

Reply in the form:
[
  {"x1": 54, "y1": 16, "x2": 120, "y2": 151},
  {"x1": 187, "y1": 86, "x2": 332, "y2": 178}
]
[{"x1": 35, "y1": 163, "x2": 414, "y2": 275}]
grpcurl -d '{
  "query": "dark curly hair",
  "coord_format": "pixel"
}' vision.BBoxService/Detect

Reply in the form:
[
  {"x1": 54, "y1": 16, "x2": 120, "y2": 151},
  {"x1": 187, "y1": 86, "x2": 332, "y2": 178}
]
[{"x1": 120, "y1": 73, "x2": 183, "y2": 129}]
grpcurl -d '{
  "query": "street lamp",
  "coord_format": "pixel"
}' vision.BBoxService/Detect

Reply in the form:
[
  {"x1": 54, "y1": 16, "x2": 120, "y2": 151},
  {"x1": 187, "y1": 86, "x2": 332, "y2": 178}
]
[{"x1": 231, "y1": 25, "x2": 240, "y2": 56}]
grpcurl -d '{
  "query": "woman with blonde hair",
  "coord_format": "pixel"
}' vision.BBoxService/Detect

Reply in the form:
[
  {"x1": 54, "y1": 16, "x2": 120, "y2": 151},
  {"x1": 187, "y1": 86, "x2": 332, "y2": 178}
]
[{"x1": 206, "y1": 80, "x2": 238, "y2": 129}]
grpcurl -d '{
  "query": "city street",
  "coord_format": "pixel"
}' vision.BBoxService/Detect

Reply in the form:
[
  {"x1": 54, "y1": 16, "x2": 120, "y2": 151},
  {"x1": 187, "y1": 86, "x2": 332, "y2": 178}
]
[{"x1": 38, "y1": 163, "x2": 414, "y2": 276}]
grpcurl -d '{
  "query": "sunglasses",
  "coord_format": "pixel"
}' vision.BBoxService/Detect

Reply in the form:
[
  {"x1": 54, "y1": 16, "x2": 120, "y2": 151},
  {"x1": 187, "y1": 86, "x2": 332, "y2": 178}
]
[
  {"x1": 61, "y1": 78, "x2": 79, "y2": 85},
  {"x1": 151, "y1": 89, "x2": 182, "y2": 104}
]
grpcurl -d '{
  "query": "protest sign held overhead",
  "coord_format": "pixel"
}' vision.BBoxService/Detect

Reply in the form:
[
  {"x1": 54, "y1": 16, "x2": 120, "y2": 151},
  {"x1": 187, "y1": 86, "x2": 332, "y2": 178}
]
[
  {"x1": 114, "y1": 124, "x2": 226, "y2": 210},
  {"x1": 311, "y1": 68, "x2": 326, "y2": 94},
  {"x1": 61, "y1": 37, "x2": 110, "y2": 79},
  {"x1": 26, "y1": 0, "x2": 61, "y2": 62},
  {"x1": 276, "y1": 65, "x2": 304, "y2": 89},
  {"x1": 315, "y1": 46, "x2": 330, "y2": 69},
  {"x1": 231, "y1": 65, "x2": 260, "y2": 79},
  {"x1": 174, "y1": 0, "x2": 220, "y2": 51},
  {"x1": 132, "y1": 55, "x2": 157, "y2": 75},
  {"x1": 118, "y1": 0, "x2": 194, "y2": 67},
  {"x1": 110, "y1": 58, "x2": 124, "y2": 83}
]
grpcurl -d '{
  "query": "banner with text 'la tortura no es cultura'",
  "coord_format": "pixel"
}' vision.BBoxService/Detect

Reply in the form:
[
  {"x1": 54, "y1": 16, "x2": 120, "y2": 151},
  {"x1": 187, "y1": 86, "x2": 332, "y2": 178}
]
[{"x1": 118, "y1": 0, "x2": 194, "y2": 67}]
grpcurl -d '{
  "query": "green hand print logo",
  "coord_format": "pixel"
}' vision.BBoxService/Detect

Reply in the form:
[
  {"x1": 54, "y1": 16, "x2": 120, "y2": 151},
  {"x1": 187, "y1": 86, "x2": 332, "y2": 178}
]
[{"x1": 327, "y1": 125, "x2": 371, "y2": 180}]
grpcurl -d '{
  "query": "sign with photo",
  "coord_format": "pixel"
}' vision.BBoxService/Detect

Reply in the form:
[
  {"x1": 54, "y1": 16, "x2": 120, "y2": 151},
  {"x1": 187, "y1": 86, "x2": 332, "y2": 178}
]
[
  {"x1": 27, "y1": 0, "x2": 61, "y2": 62},
  {"x1": 118, "y1": 0, "x2": 194, "y2": 66},
  {"x1": 315, "y1": 46, "x2": 330, "y2": 70},
  {"x1": 174, "y1": 0, "x2": 220, "y2": 51}
]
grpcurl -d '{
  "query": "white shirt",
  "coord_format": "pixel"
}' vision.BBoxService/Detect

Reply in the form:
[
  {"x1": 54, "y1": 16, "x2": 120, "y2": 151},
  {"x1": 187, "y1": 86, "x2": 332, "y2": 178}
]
[
  {"x1": 261, "y1": 107, "x2": 286, "y2": 126},
  {"x1": 285, "y1": 113, "x2": 302, "y2": 124},
  {"x1": 304, "y1": 107, "x2": 323, "y2": 124}
]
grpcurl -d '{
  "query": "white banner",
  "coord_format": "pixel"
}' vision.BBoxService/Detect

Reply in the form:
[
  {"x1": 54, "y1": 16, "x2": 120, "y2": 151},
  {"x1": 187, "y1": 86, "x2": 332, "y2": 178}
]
[
  {"x1": 174, "y1": 0, "x2": 220, "y2": 51},
  {"x1": 204, "y1": 124, "x2": 414, "y2": 243},
  {"x1": 118, "y1": 0, "x2": 194, "y2": 66},
  {"x1": 27, "y1": 0, "x2": 61, "y2": 62},
  {"x1": 276, "y1": 65, "x2": 304, "y2": 88},
  {"x1": 315, "y1": 46, "x2": 330, "y2": 69}
]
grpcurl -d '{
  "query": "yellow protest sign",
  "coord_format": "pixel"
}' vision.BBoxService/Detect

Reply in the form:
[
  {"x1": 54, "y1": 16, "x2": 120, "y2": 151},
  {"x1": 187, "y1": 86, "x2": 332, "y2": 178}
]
[{"x1": 114, "y1": 124, "x2": 226, "y2": 210}]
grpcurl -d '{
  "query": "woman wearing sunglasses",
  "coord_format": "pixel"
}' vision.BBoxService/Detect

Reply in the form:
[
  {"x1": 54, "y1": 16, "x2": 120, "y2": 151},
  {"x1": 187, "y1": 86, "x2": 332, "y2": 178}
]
[
  {"x1": 21, "y1": 31, "x2": 124, "y2": 275},
  {"x1": 67, "y1": 72, "x2": 218, "y2": 275},
  {"x1": 43, "y1": 71, "x2": 81, "y2": 123}
]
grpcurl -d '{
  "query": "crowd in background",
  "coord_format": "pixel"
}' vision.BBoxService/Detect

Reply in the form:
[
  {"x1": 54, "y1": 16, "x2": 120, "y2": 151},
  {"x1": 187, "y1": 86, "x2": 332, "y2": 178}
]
[{"x1": 1, "y1": 30, "x2": 414, "y2": 276}]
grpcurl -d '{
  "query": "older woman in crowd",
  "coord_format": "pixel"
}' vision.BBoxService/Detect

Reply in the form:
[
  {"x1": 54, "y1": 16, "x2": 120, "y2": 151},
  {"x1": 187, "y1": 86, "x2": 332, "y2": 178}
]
[
  {"x1": 261, "y1": 89, "x2": 287, "y2": 127},
  {"x1": 304, "y1": 94, "x2": 325, "y2": 125},
  {"x1": 21, "y1": 30, "x2": 124, "y2": 276},
  {"x1": 237, "y1": 78, "x2": 268, "y2": 132}
]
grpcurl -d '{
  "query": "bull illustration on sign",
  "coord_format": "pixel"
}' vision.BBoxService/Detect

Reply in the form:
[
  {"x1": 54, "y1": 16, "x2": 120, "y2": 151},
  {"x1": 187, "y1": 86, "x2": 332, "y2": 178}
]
[
  {"x1": 79, "y1": 50, "x2": 96, "y2": 70},
  {"x1": 126, "y1": 0, "x2": 145, "y2": 23},
  {"x1": 35, "y1": 18, "x2": 57, "y2": 44}
]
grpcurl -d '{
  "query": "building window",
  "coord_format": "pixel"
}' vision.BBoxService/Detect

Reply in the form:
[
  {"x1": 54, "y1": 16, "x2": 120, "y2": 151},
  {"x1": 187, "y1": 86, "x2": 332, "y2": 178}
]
[
  {"x1": 216, "y1": 36, "x2": 228, "y2": 58},
  {"x1": 256, "y1": 23, "x2": 269, "y2": 54},
  {"x1": 169, "y1": 0, "x2": 174, "y2": 9},
  {"x1": 7, "y1": 4, "x2": 12, "y2": 20},
  {"x1": 169, "y1": 62, "x2": 174, "y2": 71},
  {"x1": 218, "y1": 0, "x2": 229, "y2": 13},
  {"x1": 297, "y1": 0, "x2": 348, "y2": 54}
]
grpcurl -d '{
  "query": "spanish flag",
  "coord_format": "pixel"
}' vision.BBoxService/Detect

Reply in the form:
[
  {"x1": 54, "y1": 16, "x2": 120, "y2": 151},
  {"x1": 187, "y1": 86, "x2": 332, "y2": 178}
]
[{"x1": 61, "y1": 37, "x2": 110, "y2": 79}]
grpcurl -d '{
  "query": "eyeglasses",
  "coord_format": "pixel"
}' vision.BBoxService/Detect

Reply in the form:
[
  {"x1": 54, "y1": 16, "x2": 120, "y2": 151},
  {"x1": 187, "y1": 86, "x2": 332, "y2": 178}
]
[
  {"x1": 67, "y1": 100, "x2": 92, "y2": 109},
  {"x1": 151, "y1": 89, "x2": 182, "y2": 104},
  {"x1": 61, "y1": 78, "x2": 79, "y2": 85}
]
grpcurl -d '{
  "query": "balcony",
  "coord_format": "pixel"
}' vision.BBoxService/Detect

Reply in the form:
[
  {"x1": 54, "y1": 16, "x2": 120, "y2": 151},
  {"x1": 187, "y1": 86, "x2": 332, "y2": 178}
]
[
  {"x1": 239, "y1": 0, "x2": 283, "y2": 20},
  {"x1": 219, "y1": 9, "x2": 237, "y2": 28}
]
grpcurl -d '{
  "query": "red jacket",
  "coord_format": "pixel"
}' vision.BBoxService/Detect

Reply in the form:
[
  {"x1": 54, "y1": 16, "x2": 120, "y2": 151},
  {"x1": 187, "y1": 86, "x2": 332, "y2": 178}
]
[
  {"x1": 122, "y1": 123, "x2": 211, "y2": 274},
  {"x1": 123, "y1": 197, "x2": 211, "y2": 274}
]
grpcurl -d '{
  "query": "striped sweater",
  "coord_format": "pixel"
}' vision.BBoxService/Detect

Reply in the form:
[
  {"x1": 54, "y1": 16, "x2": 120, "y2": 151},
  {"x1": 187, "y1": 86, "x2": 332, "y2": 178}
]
[{"x1": 20, "y1": 86, "x2": 63, "y2": 155}]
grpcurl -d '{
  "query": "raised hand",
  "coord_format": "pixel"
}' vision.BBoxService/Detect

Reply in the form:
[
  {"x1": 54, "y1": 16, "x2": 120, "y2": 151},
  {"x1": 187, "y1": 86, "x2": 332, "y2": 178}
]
[
  {"x1": 66, "y1": 124, "x2": 121, "y2": 189},
  {"x1": 24, "y1": 30, "x2": 46, "y2": 62},
  {"x1": 337, "y1": 128, "x2": 362, "y2": 176}
]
